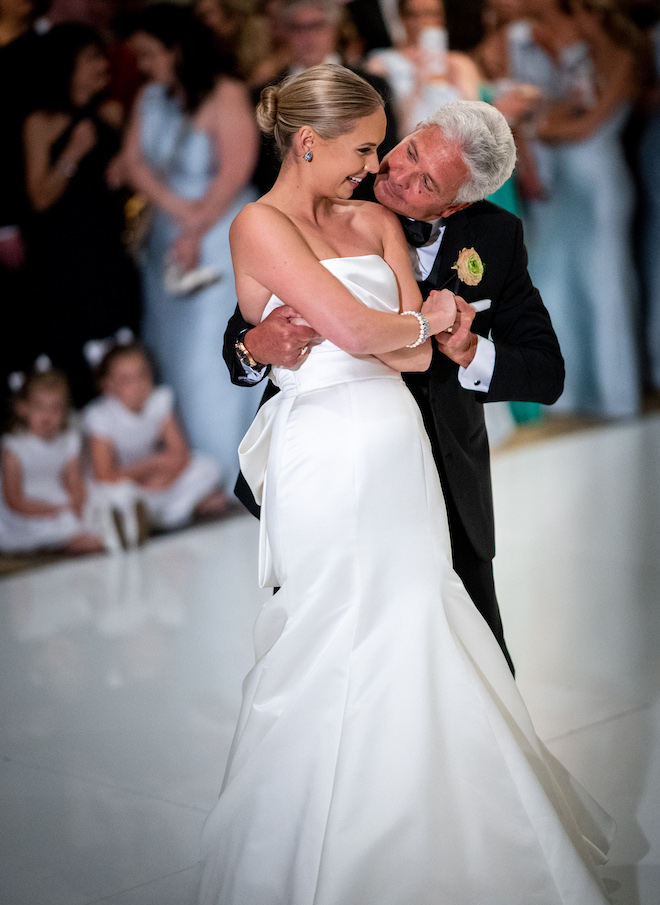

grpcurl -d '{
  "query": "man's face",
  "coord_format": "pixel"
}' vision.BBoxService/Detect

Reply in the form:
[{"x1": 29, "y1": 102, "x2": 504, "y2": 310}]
[
  {"x1": 374, "y1": 126, "x2": 471, "y2": 222},
  {"x1": 284, "y1": 5, "x2": 337, "y2": 69}
]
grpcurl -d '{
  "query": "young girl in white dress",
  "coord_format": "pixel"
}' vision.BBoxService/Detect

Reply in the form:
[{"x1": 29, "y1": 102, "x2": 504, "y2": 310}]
[
  {"x1": 0, "y1": 368, "x2": 106, "y2": 554},
  {"x1": 197, "y1": 65, "x2": 614, "y2": 905},
  {"x1": 84, "y1": 342, "x2": 226, "y2": 545}
]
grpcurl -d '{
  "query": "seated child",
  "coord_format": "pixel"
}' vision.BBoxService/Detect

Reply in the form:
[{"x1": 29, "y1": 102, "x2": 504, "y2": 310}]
[
  {"x1": 84, "y1": 342, "x2": 226, "y2": 545},
  {"x1": 0, "y1": 368, "x2": 108, "y2": 555}
]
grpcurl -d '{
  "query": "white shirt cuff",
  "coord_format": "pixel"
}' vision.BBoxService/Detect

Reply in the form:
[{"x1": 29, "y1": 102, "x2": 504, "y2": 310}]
[
  {"x1": 458, "y1": 335, "x2": 495, "y2": 393},
  {"x1": 243, "y1": 363, "x2": 268, "y2": 384}
]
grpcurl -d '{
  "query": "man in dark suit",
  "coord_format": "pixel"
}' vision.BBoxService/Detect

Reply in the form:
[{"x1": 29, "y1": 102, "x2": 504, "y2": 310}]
[{"x1": 224, "y1": 101, "x2": 565, "y2": 674}]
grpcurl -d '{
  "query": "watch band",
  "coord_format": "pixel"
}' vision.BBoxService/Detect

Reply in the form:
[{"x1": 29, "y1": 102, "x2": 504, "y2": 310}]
[{"x1": 235, "y1": 339, "x2": 259, "y2": 369}]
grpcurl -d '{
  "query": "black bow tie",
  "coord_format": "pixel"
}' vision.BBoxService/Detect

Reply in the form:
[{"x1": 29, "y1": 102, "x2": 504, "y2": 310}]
[{"x1": 398, "y1": 216, "x2": 433, "y2": 248}]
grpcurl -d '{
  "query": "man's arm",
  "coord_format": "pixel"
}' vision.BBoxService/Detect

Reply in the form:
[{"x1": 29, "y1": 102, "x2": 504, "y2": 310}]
[
  {"x1": 223, "y1": 305, "x2": 269, "y2": 387},
  {"x1": 223, "y1": 304, "x2": 321, "y2": 387},
  {"x1": 435, "y1": 218, "x2": 565, "y2": 405}
]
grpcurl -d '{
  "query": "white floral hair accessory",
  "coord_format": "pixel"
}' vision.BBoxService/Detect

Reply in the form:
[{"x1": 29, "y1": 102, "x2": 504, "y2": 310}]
[
  {"x1": 83, "y1": 327, "x2": 135, "y2": 368},
  {"x1": 7, "y1": 354, "x2": 53, "y2": 392},
  {"x1": 7, "y1": 371, "x2": 25, "y2": 392}
]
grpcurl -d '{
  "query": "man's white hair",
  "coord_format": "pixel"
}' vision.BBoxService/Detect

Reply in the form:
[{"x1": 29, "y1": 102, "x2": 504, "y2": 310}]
[{"x1": 419, "y1": 101, "x2": 517, "y2": 203}]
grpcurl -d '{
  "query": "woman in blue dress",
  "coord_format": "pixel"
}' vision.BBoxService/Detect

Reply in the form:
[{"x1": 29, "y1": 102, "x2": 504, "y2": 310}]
[
  {"x1": 122, "y1": 3, "x2": 260, "y2": 491},
  {"x1": 508, "y1": 0, "x2": 643, "y2": 418}
]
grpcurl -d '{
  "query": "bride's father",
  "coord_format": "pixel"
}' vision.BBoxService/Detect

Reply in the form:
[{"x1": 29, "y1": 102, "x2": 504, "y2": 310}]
[{"x1": 224, "y1": 101, "x2": 565, "y2": 674}]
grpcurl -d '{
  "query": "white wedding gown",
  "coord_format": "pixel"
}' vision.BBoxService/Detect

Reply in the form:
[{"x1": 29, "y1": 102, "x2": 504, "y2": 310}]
[{"x1": 198, "y1": 255, "x2": 614, "y2": 905}]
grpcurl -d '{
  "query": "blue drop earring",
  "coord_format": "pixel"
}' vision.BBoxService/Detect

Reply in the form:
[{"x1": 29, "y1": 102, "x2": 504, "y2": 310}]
[{"x1": 303, "y1": 150, "x2": 313, "y2": 162}]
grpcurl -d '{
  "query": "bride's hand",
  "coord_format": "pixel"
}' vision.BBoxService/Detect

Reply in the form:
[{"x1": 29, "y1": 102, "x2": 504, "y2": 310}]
[
  {"x1": 288, "y1": 315, "x2": 324, "y2": 344},
  {"x1": 421, "y1": 289, "x2": 458, "y2": 336}
]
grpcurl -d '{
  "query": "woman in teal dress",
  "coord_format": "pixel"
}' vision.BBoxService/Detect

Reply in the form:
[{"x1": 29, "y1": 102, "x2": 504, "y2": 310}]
[{"x1": 122, "y1": 3, "x2": 260, "y2": 490}]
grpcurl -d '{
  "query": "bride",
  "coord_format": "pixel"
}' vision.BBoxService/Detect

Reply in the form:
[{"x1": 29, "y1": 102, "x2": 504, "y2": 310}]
[{"x1": 197, "y1": 64, "x2": 613, "y2": 905}]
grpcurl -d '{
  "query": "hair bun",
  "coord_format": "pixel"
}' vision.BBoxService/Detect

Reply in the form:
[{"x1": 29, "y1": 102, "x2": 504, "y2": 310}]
[
  {"x1": 256, "y1": 85, "x2": 280, "y2": 134},
  {"x1": 254, "y1": 64, "x2": 383, "y2": 161}
]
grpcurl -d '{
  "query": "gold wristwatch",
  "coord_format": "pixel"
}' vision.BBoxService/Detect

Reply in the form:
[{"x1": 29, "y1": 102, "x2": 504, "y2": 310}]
[{"x1": 235, "y1": 339, "x2": 259, "y2": 369}]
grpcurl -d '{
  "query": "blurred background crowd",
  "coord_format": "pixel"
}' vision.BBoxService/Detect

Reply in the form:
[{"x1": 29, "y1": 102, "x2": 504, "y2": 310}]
[{"x1": 1, "y1": 0, "x2": 659, "y2": 557}]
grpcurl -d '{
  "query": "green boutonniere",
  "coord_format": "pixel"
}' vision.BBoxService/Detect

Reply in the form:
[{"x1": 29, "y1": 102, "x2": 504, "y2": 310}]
[{"x1": 452, "y1": 248, "x2": 484, "y2": 286}]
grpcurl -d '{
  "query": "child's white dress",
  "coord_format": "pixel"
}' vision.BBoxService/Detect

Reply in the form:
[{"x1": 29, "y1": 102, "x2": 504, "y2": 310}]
[
  {"x1": 84, "y1": 386, "x2": 220, "y2": 534},
  {"x1": 0, "y1": 430, "x2": 94, "y2": 552}
]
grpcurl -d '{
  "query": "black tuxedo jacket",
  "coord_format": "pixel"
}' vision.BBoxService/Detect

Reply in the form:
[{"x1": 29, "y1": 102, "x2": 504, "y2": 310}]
[
  {"x1": 224, "y1": 200, "x2": 564, "y2": 563},
  {"x1": 403, "y1": 201, "x2": 563, "y2": 561}
]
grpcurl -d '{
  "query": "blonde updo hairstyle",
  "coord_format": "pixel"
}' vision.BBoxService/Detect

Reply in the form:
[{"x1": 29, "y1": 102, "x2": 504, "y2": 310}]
[{"x1": 257, "y1": 63, "x2": 384, "y2": 161}]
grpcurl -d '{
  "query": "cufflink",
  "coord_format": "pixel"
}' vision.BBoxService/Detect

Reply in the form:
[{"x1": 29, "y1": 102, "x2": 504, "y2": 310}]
[{"x1": 473, "y1": 380, "x2": 481, "y2": 386}]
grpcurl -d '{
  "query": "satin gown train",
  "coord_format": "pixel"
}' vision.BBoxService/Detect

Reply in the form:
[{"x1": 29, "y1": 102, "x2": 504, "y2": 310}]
[{"x1": 198, "y1": 255, "x2": 614, "y2": 905}]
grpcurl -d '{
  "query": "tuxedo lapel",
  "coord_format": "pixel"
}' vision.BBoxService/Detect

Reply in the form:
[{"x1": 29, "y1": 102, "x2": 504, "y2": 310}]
[
  {"x1": 419, "y1": 208, "x2": 473, "y2": 298},
  {"x1": 435, "y1": 209, "x2": 474, "y2": 291},
  {"x1": 438, "y1": 211, "x2": 496, "y2": 339}
]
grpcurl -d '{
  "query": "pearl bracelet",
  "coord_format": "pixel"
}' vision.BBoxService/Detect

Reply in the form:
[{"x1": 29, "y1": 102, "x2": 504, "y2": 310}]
[{"x1": 401, "y1": 310, "x2": 430, "y2": 348}]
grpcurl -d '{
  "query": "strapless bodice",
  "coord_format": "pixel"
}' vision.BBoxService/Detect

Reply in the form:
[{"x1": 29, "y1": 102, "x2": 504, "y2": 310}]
[
  {"x1": 263, "y1": 255, "x2": 403, "y2": 395},
  {"x1": 239, "y1": 255, "x2": 404, "y2": 517}
]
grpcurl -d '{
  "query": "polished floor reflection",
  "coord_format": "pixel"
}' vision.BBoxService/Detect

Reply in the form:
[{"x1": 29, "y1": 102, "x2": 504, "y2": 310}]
[{"x1": 1, "y1": 415, "x2": 659, "y2": 905}]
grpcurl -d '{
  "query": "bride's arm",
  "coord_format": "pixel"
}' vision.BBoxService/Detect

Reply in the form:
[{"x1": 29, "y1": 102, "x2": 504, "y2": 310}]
[
  {"x1": 231, "y1": 204, "x2": 456, "y2": 356},
  {"x1": 375, "y1": 208, "x2": 434, "y2": 373}
]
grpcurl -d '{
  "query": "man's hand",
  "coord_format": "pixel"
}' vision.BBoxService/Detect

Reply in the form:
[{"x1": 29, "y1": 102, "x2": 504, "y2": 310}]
[
  {"x1": 244, "y1": 305, "x2": 321, "y2": 368},
  {"x1": 434, "y1": 294, "x2": 479, "y2": 368}
]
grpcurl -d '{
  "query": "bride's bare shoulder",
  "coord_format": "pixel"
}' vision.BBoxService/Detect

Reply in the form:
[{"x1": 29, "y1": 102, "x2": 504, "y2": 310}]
[
  {"x1": 348, "y1": 198, "x2": 400, "y2": 229},
  {"x1": 232, "y1": 199, "x2": 289, "y2": 232},
  {"x1": 343, "y1": 199, "x2": 403, "y2": 247},
  {"x1": 230, "y1": 200, "x2": 319, "y2": 275},
  {"x1": 230, "y1": 201, "x2": 300, "y2": 250}
]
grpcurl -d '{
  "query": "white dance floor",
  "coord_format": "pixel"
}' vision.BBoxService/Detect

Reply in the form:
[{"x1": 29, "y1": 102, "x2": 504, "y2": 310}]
[{"x1": 1, "y1": 414, "x2": 659, "y2": 905}]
